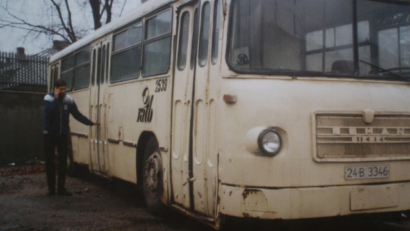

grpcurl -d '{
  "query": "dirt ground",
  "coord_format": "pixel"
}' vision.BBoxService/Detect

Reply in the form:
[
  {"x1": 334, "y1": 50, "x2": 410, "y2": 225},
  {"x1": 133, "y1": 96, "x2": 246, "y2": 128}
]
[
  {"x1": 0, "y1": 164, "x2": 212, "y2": 231},
  {"x1": 1, "y1": 164, "x2": 410, "y2": 231}
]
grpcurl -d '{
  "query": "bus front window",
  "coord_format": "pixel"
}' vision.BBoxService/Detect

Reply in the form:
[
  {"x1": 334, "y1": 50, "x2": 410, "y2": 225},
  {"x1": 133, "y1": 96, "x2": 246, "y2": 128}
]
[
  {"x1": 357, "y1": 1, "x2": 410, "y2": 77},
  {"x1": 228, "y1": 0, "x2": 410, "y2": 79}
]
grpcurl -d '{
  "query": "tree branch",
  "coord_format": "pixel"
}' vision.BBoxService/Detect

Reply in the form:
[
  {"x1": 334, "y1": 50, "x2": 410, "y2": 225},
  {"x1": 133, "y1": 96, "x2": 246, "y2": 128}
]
[
  {"x1": 119, "y1": 0, "x2": 127, "y2": 17},
  {"x1": 0, "y1": 0, "x2": 123, "y2": 49},
  {"x1": 89, "y1": 0, "x2": 102, "y2": 30},
  {"x1": 63, "y1": 0, "x2": 76, "y2": 42},
  {"x1": 49, "y1": 0, "x2": 77, "y2": 42},
  {"x1": 0, "y1": 6, "x2": 72, "y2": 43}
]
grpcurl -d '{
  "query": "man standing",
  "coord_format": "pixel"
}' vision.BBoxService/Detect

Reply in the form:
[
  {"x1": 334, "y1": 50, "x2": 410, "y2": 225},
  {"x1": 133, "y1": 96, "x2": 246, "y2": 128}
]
[{"x1": 43, "y1": 79, "x2": 98, "y2": 196}]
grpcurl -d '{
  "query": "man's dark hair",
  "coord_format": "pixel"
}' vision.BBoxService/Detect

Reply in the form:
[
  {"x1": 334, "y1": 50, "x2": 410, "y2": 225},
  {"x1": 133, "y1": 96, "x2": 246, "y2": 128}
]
[{"x1": 54, "y1": 79, "x2": 67, "y2": 88}]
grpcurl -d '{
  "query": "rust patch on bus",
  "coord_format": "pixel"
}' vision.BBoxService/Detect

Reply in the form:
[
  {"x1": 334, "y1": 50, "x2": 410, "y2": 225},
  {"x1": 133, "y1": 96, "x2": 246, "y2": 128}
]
[
  {"x1": 242, "y1": 189, "x2": 270, "y2": 212},
  {"x1": 242, "y1": 212, "x2": 260, "y2": 219},
  {"x1": 242, "y1": 189, "x2": 259, "y2": 199},
  {"x1": 242, "y1": 211, "x2": 277, "y2": 218}
]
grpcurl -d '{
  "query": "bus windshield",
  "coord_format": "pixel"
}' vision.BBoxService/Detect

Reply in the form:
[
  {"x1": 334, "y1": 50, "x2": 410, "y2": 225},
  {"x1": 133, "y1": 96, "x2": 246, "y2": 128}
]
[{"x1": 228, "y1": 0, "x2": 410, "y2": 79}]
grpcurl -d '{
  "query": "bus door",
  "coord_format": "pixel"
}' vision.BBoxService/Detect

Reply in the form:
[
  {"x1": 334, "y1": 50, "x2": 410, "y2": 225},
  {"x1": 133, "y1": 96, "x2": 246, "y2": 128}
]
[
  {"x1": 172, "y1": 0, "x2": 218, "y2": 217},
  {"x1": 90, "y1": 38, "x2": 111, "y2": 175}
]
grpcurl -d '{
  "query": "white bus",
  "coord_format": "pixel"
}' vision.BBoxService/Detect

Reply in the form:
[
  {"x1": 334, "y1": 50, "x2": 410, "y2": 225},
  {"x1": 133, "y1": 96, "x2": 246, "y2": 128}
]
[{"x1": 48, "y1": 0, "x2": 410, "y2": 228}]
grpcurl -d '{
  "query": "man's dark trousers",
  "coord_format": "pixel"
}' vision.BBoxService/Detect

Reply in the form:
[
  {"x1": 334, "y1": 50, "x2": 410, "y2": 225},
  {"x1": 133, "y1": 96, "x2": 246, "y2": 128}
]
[{"x1": 44, "y1": 134, "x2": 68, "y2": 192}]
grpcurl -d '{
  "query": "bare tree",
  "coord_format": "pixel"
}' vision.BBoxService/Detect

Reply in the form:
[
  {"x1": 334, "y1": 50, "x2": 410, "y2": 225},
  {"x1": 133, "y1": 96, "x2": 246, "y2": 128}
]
[
  {"x1": 50, "y1": 0, "x2": 78, "y2": 42},
  {"x1": 0, "y1": 0, "x2": 130, "y2": 47},
  {"x1": 90, "y1": 0, "x2": 115, "y2": 30}
]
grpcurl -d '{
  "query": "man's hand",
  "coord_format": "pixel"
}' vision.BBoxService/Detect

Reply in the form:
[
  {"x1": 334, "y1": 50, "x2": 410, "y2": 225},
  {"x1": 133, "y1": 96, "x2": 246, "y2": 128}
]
[{"x1": 94, "y1": 121, "x2": 100, "y2": 125}]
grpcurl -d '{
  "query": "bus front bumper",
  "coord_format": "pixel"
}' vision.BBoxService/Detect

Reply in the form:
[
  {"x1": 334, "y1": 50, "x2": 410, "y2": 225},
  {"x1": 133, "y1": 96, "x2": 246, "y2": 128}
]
[{"x1": 220, "y1": 182, "x2": 410, "y2": 219}]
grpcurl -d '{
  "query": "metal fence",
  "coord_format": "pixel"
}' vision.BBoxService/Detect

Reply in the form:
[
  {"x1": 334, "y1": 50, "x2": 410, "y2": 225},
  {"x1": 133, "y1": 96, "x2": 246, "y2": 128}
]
[{"x1": 0, "y1": 52, "x2": 48, "y2": 92}]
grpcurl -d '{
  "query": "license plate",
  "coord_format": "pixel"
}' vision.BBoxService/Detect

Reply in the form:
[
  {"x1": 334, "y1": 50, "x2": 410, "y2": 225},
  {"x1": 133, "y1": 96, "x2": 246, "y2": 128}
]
[{"x1": 345, "y1": 165, "x2": 390, "y2": 180}]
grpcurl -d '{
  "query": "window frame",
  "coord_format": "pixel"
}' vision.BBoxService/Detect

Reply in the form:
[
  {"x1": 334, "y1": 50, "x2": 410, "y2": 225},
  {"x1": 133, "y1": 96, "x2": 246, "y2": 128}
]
[
  {"x1": 73, "y1": 47, "x2": 92, "y2": 90},
  {"x1": 211, "y1": 0, "x2": 222, "y2": 65},
  {"x1": 110, "y1": 21, "x2": 144, "y2": 83},
  {"x1": 61, "y1": 55, "x2": 74, "y2": 91},
  {"x1": 60, "y1": 46, "x2": 91, "y2": 91},
  {"x1": 142, "y1": 8, "x2": 173, "y2": 78},
  {"x1": 177, "y1": 11, "x2": 191, "y2": 71},
  {"x1": 190, "y1": 7, "x2": 200, "y2": 70},
  {"x1": 198, "y1": 1, "x2": 211, "y2": 67},
  {"x1": 226, "y1": 0, "x2": 410, "y2": 81}
]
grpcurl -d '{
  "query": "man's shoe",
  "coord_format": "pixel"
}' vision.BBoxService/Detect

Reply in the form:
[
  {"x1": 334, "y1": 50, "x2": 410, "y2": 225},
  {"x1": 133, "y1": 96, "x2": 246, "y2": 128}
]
[
  {"x1": 57, "y1": 189, "x2": 72, "y2": 196},
  {"x1": 46, "y1": 190, "x2": 55, "y2": 196}
]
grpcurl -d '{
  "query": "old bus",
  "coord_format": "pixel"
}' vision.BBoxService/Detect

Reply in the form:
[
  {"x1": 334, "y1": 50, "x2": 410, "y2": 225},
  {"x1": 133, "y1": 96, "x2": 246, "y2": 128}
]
[{"x1": 48, "y1": 0, "x2": 410, "y2": 228}]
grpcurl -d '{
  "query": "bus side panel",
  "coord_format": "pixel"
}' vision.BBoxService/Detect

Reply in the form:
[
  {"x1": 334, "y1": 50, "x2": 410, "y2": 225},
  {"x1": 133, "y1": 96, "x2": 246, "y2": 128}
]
[
  {"x1": 105, "y1": 77, "x2": 172, "y2": 187},
  {"x1": 69, "y1": 89, "x2": 92, "y2": 166},
  {"x1": 106, "y1": 82, "x2": 140, "y2": 183}
]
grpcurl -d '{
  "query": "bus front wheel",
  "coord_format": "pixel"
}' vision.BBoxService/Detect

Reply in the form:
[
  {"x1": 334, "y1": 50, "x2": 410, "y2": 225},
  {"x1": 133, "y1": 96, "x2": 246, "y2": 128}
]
[{"x1": 142, "y1": 137, "x2": 165, "y2": 215}]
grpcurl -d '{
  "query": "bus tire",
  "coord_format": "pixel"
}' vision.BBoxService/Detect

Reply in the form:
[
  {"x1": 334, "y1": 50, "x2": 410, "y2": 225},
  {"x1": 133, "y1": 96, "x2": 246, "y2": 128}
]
[{"x1": 142, "y1": 137, "x2": 166, "y2": 215}]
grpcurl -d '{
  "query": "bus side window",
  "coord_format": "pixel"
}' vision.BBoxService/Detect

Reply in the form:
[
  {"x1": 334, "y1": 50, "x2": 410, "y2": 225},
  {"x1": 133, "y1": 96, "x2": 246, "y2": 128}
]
[
  {"x1": 177, "y1": 12, "x2": 191, "y2": 70},
  {"x1": 61, "y1": 55, "x2": 75, "y2": 91},
  {"x1": 142, "y1": 9, "x2": 173, "y2": 77},
  {"x1": 211, "y1": 0, "x2": 221, "y2": 65},
  {"x1": 190, "y1": 8, "x2": 200, "y2": 69},
  {"x1": 101, "y1": 45, "x2": 106, "y2": 84},
  {"x1": 91, "y1": 50, "x2": 96, "y2": 86},
  {"x1": 106, "y1": 43, "x2": 110, "y2": 82},
  {"x1": 73, "y1": 47, "x2": 91, "y2": 90},
  {"x1": 111, "y1": 22, "x2": 143, "y2": 83},
  {"x1": 97, "y1": 47, "x2": 102, "y2": 85},
  {"x1": 198, "y1": 2, "x2": 211, "y2": 67}
]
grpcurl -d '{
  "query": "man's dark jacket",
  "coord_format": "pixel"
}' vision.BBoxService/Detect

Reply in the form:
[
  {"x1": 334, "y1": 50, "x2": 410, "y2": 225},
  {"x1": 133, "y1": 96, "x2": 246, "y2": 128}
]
[{"x1": 43, "y1": 92, "x2": 94, "y2": 135}]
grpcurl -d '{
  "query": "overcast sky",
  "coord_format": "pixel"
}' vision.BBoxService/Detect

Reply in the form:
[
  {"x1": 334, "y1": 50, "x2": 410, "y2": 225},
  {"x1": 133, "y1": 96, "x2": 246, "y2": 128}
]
[{"x1": 0, "y1": 0, "x2": 141, "y2": 55}]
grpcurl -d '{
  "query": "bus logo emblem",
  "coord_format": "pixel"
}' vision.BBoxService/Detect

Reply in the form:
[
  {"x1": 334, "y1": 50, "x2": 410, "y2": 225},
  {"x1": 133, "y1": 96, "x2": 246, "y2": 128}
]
[{"x1": 137, "y1": 87, "x2": 154, "y2": 123}]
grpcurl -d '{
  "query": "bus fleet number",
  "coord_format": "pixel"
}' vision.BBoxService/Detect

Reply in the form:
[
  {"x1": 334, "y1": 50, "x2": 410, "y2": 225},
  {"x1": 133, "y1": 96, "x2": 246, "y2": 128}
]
[{"x1": 155, "y1": 78, "x2": 167, "y2": 92}]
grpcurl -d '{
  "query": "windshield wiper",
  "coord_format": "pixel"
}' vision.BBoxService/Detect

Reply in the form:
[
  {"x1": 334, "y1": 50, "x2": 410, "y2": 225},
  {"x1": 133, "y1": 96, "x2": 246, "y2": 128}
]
[{"x1": 359, "y1": 60, "x2": 410, "y2": 82}]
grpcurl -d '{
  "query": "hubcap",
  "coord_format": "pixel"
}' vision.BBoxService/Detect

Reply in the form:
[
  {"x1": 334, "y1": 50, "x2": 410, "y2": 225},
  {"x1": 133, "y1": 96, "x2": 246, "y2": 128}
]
[{"x1": 144, "y1": 151, "x2": 162, "y2": 198}]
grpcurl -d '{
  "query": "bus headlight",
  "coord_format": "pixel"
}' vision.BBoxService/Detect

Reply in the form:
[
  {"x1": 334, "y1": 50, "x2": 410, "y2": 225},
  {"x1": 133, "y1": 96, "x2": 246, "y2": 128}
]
[{"x1": 258, "y1": 129, "x2": 282, "y2": 156}]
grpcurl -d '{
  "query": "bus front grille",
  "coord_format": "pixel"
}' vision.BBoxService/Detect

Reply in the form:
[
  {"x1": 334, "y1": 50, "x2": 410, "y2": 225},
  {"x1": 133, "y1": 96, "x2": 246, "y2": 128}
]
[{"x1": 314, "y1": 112, "x2": 410, "y2": 161}]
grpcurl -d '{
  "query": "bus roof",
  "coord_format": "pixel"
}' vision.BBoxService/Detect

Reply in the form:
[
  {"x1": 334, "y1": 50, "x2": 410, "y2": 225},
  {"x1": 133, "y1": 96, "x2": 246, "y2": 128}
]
[{"x1": 50, "y1": 0, "x2": 176, "y2": 63}]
